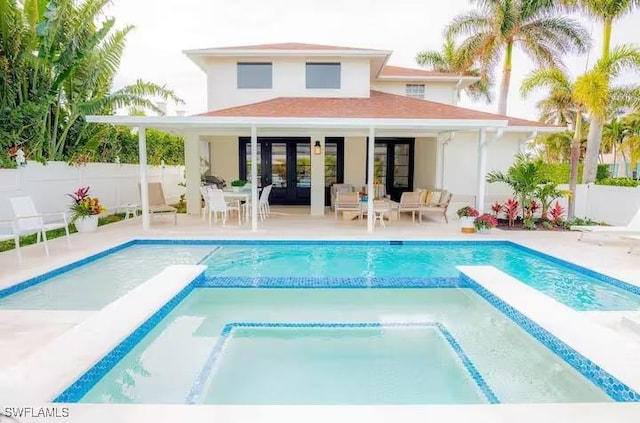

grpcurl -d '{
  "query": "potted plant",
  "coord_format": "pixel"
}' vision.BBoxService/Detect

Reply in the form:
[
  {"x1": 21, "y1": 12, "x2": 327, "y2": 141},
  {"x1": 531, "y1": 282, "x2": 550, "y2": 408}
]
[
  {"x1": 474, "y1": 214, "x2": 498, "y2": 233},
  {"x1": 230, "y1": 179, "x2": 247, "y2": 193},
  {"x1": 68, "y1": 186, "x2": 106, "y2": 233},
  {"x1": 456, "y1": 206, "x2": 479, "y2": 233}
]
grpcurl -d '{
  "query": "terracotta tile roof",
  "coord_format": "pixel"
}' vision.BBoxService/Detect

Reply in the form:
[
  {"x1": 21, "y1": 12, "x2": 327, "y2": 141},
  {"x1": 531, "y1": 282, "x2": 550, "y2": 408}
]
[
  {"x1": 206, "y1": 42, "x2": 387, "y2": 52},
  {"x1": 379, "y1": 65, "x2": 464, "y2": 78},
  {"x1": 200, "y1": 90, "x2": 545, "y2": 127}
]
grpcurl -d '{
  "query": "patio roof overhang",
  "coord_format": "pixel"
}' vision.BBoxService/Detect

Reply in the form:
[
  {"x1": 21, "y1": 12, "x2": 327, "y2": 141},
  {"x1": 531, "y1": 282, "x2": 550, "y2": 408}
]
[
  {"x1": 85, "y1": 115, "x2": 560, "y2": 135},
  {"x1": 85, "y1": 114, "x2": 559, "y2": 234}
]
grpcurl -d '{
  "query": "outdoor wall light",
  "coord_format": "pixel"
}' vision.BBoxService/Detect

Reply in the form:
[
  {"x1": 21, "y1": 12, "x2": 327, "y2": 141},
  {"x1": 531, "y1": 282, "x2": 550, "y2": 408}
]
[{"x1": 313, "y1": 140, "x2": 322, "y2": 155}]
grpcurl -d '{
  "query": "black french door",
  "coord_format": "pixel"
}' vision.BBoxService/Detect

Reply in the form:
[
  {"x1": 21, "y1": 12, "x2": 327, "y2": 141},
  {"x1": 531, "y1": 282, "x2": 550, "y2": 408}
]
[
  {"x1": 239, "y1": 137, "x2": 310, "y2": 205},
  {"x1": 366, "y1": 138, "x2": 414, "y2": 202}
]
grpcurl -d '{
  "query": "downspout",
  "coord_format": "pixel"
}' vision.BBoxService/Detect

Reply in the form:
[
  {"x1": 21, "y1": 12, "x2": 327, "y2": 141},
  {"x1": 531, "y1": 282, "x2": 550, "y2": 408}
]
[{"x1": 439, "y1": 132, "x2": 455, "y2": 188}]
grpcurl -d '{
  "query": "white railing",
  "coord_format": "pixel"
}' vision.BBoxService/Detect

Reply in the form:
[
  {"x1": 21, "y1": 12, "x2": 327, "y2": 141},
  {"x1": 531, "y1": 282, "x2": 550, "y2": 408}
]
[{"x1": 0, "y1": 161, "x2": 185, "y2": 220}]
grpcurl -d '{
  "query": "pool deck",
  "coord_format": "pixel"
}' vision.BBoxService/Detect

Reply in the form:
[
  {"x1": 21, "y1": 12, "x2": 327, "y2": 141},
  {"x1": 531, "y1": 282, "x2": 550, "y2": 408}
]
[{"x1": 1, "y1": 207, "x2": 640, "y2": 422}]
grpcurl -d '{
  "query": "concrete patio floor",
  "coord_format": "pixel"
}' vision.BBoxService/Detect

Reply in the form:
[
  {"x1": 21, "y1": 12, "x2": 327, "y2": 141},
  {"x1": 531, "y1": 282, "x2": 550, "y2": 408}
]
[{"x1": 1, "y1": 207, "x2": 640, "y2": 422}]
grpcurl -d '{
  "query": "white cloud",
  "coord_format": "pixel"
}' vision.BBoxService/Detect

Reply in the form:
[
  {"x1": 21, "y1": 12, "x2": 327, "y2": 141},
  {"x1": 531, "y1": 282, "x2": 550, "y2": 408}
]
[{"x1": 106, "y1": 0, "x2": 640, "y2": 119}]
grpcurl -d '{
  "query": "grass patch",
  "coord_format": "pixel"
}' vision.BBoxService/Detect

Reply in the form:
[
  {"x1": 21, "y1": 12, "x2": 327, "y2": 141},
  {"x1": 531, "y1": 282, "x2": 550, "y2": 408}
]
[{"x1": 0, "y1": 213, "x2": 128, "y2": 253}]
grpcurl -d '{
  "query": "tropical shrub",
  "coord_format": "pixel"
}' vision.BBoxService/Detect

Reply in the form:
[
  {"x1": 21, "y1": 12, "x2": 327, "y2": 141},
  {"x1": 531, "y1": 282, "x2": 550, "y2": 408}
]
[
  {"x1": 491, "y1": 201, "x2": 502, "y2": 218},
  {"x1": 487, "y1": 153, "x2": 544, "y2": 219},
  {"x1": 549, "y1": 201, "x2": 566, "y2": 225},
  {"x1": 68, "y1": 187, "x2": 106, "y2": 222},
  {"x1": 456, "y1": 206, "x2": 479, "y2": 218},
  {"x1": 538, "y1": 163, "x2": 610, "y2": 184},
  {"x1": 597, "y1": 178, "x2": 639, "y2": 187},
  {"x1": 502, "y1": 199, "x2": 519, "y2": 227},
  {"x1": 474, "y1": 214, "x2": 498, "y2": 230}
]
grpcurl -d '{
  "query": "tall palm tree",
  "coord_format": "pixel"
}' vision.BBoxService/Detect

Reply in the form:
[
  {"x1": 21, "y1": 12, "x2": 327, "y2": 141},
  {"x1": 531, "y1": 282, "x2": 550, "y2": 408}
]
[
  {"x1": 570, "y1": 0, "x2": 640, "y2": 182},
  {"x1": 620, "y1": 112, "x2": 640, "y2": 177},
  {"x1": 446, "y1": 0, "x2": 591, "y2": 115},
  {"x1": 573, "y1": 44, "x2": 640, "y2": 180},
  {"x1": 416, "y1": 35, "x2": 493, "y2": 102},
  {"x1": 520, "y1": 67, "x2": 585, "y2": 218}
]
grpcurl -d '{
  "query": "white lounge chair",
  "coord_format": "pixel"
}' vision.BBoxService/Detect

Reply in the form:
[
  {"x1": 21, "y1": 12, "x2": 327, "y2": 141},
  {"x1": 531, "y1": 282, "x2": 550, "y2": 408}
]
[
  {"x1": 9, "y1": 196, "x2": 71, "y2": 257},
  {"x1": 139, "y1": 182, "x2": 177, "y2": 224},
  {"x1": 571, "y1": 208, "x2": 640, "y2": 243}
]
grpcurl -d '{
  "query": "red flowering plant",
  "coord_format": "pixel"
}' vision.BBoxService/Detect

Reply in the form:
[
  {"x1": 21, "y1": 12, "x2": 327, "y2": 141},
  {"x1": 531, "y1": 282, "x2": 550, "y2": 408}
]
[
  {"x1": 502, "y1": 198, "x2": 519, "y2": 227},
  {"x1": 68, "y1": 186, "x2": 106, "y2": 222},
  {"x1": 491, "y1": 201, "x2": 502, "y2": 218},
  {"x1": 456, "y1": 206, "x2": 479, "y2": 218},
  {"x1": 549, "y1": 201, "x2": 565, "y2": 225},
  {"x1": 474, "y1": 214, "x2": 498, "y2": 230}
]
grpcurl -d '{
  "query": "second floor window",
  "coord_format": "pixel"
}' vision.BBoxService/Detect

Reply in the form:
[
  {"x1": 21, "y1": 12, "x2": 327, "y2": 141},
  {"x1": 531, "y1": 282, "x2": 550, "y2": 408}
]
[
  {"x1": 237, "y1": 63, "x2": 272, "y2": 89},
  {"x1": 406, "y1": 84, "x2": 425, "y2": 99},
  {"x1": 306, "y1": 63, "x2": 341, "y2": 89}
]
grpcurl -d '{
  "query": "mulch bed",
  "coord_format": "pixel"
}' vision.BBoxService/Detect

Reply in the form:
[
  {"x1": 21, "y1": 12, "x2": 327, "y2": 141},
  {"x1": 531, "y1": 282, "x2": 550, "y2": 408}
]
[{"x1": 495, "y1": 218, "x2": 569, "y2": 231}]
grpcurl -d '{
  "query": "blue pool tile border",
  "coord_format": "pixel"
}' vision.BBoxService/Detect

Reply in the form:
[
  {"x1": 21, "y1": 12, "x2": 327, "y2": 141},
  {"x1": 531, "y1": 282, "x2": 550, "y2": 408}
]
[
  {"x1": 52, "y1": 271, "x2": 206, "y2": 403},
  {"x1": 184, "y1": 321, "x2": 499, "y2": 405},
  {"x1": 461, "y1": 273, "x2": 640, "y2": 402},
  {"x1": 0, "y1": 240, "x2": 135, "y2": 300},
  {"x1": 507, "y1": 242, "x2": 640, "y2": 297},
  {"x1": 200, "y1": 276, "x2": 465, "y2": 289},
  {"x1": 5, "y1": 239, "x2": 639, "y2": 306}
]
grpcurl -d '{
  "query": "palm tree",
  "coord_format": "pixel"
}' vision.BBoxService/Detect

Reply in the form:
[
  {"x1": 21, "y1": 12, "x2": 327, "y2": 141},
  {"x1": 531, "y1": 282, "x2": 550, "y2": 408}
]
[
  {"x1": 601, "y1": 117, "x2": 626, "y2": 174},
  {"x1": 446, "y1": 0, "x2": 591, "y2": 115},
  {"x1": 620, "y1": 112, "x2": 640, "y2": 177},
  {"x1": 520, "y1": 68, "x2": 585, "y2": 218},
  {"x1": 570, "y1": 0, "x2": 640, "y2": 182},
  {"x1": 415, "y1": 35, "x2": 493, "y2": 103},
  {"x1": 574, "y1": 44, "x2": 640, "y2": 181}
]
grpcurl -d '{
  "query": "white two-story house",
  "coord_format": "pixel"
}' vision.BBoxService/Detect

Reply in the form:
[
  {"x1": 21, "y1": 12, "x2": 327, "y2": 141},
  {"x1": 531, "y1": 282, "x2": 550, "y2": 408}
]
[{"x1": 90, "y1": 42, "x2": 558, "y2": 231}]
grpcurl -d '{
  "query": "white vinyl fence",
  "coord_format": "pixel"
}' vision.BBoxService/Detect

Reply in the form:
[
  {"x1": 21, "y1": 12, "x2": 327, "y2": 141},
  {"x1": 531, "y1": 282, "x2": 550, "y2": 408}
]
[
  {"x1": 0, "y1": 162, "x2": 185, "y2": 220},
  {"x1": 555, "y1": 184, "x2": 640, "y2": 226}
]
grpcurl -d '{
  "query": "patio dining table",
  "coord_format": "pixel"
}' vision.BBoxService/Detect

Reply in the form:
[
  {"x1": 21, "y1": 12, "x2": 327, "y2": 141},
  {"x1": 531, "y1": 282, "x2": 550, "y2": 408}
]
[{"x1": 222, "y1": 189, "x2": 259, "y2": 223}]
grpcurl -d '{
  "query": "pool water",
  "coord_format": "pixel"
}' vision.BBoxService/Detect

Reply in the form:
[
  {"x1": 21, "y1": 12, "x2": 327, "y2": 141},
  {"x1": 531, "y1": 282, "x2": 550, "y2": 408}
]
[
  {"x1": 204, "y1": 244, "x2": 640, "y2": 311},
  {"x1": 78, "y1": 288, "x2": 612, "y2": 404},
  {"x1": 0, "y1": 245, "x2": 213, "y2": 310}
]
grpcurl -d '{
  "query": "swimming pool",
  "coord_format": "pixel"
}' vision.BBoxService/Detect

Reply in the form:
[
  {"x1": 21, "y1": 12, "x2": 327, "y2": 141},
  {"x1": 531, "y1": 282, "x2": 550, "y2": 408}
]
[
  {"x1": 62, "y1": 288, "x2": 618, "y2": 404},
  {"x1": 202, "y1": 242, "x2": 640, "y2": 311},
  {"x1": 1, "y1": 240, "x2": 639, "y2": 312},
  {"x1": 0, "y1": 244, "x2": 212, "y2": 310}
]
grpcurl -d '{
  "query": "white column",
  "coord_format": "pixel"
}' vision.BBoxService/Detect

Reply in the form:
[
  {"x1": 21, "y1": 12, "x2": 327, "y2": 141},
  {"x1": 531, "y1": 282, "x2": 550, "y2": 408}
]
[
  {"x1": 138, "y1": 127, "x2": 150, "y2": 230},
  {"x1": 310, "y1": 135, "x2": 325, "y2": 216},
  {"x1": 435, "y1": 136, "x2": 445, "y2": 188},
  {"x1": 251, "y1": 126, "x2": 258, "y2": 232},
  {"x1": 367, "y1": 127, "x2": 375, "y2": 233},
  {"x1": 476, "y1": 128, "x2": 488, "y2": 214},
  {"x1": 185, "y1": 132, "x2": 201, "y2": 215}
]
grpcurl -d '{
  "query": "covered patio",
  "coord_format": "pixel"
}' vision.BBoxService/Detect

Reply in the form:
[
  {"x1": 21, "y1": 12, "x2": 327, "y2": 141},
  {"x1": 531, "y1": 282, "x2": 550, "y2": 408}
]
[{"x1": 87, "y1": 111, "x2": 558, "y2": 233}]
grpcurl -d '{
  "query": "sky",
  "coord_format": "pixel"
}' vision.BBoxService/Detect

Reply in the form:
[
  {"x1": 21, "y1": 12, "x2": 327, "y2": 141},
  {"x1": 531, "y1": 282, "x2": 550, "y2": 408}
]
[{"x1": 107, "y1": 0, "x2": 640, "y2": 120}]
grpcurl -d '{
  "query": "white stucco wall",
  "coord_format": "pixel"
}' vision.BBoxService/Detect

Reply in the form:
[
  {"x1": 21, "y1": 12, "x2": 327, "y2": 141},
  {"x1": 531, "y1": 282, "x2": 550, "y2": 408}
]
[
  {"x1": 206, "y1": 136, "x2": 239, "y2": 183},
  {"x1": 344, "y1": 136, "x2": 367, "y2": 188},
  {"x1": 441, "y1": 132, "x2": 522, "y2": 212},
  {"x1": 205, "y1": 58, "x2": 371, "y2": 111},
  {"x1": 371, "y1": 81, "x2": 458, "y2": 105},
  {"x1": 414, "y1": 137, "x2": 437, "y2": 188}
]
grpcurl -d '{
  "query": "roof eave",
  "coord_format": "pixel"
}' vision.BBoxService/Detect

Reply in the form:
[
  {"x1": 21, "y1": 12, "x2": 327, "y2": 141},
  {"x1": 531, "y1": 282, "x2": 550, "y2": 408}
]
[
  {"x1": 376, "y1": 75, "x2": 480, "y2": 83},
  {"x1": 86, "y1": 115, "x2": 510, "y2": 130}
]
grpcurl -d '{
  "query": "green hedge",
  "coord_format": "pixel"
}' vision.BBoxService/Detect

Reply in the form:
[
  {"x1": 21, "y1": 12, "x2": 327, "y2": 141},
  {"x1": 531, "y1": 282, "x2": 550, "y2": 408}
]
[
  {"x1": 538, "y1": 163, "x2": 610, "y2": 184},
  {"x1": 597, "y1": 177, "x2": 640, "y2": 187}
]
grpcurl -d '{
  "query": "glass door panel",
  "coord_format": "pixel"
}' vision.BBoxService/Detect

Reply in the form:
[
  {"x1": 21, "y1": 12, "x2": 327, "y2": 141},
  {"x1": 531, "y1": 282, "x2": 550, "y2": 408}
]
[
  {"x1": 296, "y1": 144, "x2": 311, "y2": 188},
  {"x1": 393, "y1": 144, "x2": 410, "y2": 188},
  {"x1": 245, "y1": 142, "x2": 262, "y2": 187},
  {"x1": 271, "y1": 143, "x2": 287, "y2": 188}
]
